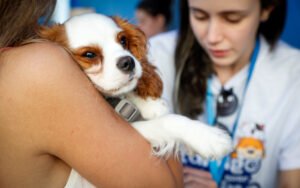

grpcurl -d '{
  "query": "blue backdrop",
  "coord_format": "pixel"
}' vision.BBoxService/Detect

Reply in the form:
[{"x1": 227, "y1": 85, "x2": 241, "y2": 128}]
[
  {"x1": 71, "y1": 0, "x2": 140, "y2": 22},
  {"x1": 281, "y1": 0, "x2": 300, "y2": 49},
  {"x1": 71, "y1": 0, "x2": 300, "y2": 49}
]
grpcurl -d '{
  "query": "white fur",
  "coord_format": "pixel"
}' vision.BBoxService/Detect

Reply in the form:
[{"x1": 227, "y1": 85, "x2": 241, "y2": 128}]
[
  {"x1": 65, "y1": 13, "x2": 142, "y2": 96},
  {"x1": 64, "y1": 13, "x2": 233, "y2": 159},
  {"x1": 132, "y1": 114, "x2": 232, "y2": 159},
  {"x1": 125, "y1": 93, "x2": 170, "y2": 119}
]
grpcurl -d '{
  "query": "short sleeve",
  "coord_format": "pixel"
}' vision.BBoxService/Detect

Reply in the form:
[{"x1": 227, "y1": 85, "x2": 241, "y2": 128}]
[{"x1": 278, "y1": 79, "x2": 300, "y2": 170}]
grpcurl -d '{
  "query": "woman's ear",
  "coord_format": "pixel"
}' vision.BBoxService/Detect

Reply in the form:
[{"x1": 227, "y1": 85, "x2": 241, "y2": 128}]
[
  {"x1": 155, "y1": 14, "x2": 166, "y2": 30},
  {"x1": 260, "y1": 6, "x2": 274, "y2": 22}
]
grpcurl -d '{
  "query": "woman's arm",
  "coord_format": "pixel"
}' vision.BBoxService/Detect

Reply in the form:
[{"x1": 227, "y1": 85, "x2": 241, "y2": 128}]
[
  {"x1": 2, "y1": 42, "x2": 183, "y2": 188},
  {"x1": 279, "y1": 169, "x2": 300, "y2": 188}
]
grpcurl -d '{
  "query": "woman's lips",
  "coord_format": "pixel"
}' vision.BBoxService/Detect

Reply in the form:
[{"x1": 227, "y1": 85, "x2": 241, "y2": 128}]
[{"x1": 209, "y1": 49, "x2": 229, "y2": 58}]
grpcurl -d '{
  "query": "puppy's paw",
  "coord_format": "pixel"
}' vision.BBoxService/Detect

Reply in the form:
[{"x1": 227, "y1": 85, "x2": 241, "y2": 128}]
[
  {"x1": 139, "y1": 98, "x2": 170, "y2": 119},
  {"x1": 132, "y1": 120, "x2": 178, "y2": 158},
  {"x1": 185, "y1": 124, "x2": 233, "y2": 159},
  {"x1": 126, "y1": 93, "x2": 170, "y2": 119},
  {"x1": 157, "y1": 114, "x2": 233, "y2": 159}
]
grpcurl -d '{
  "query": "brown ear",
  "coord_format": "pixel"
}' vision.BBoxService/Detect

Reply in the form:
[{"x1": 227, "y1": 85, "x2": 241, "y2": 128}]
[
  {"x1": 38, "y1": 24, "x2": 68, "y2": 47},
  {"x1": 112, "y1": 16, "x2": 147, "y2": 64},
  {"x1": 136, "y1": 60, "x2": 163, "y2": 99},
  {"x1": 112, "y1": 16, "x2": 163, "y2": 99}
]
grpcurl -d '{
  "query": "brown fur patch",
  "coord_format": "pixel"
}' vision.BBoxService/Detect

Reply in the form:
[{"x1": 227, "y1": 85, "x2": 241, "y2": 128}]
[
  {"x1": 72, "y1": 46, "x2": 103, "y2": 70},
  {"x1": 39, "y1": 25, "x2": 103, "y2": 70},
  {"x1": 113, "y1": 16, "x2": 163, "y2": 99},
  {"x1": 136, "y1": 60, "x2": 163, "y2": 99},
  {"x1": 39, "y1": 24, "x2": 69, "y2": 48}
]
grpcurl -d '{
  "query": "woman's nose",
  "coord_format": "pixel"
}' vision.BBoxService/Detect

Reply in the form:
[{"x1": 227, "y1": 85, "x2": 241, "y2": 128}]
[{"x1": 206, "y1": 20, "x2": 223, "y2": 44}]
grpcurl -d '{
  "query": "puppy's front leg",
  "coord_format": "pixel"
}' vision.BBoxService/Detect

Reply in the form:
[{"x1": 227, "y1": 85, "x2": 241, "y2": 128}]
[
  {"x1": 125, "y1": 92, "x2": 170, "y2": 119},
  {"x1": 132, "y1": 114, "x2": 233, "y2": 159}
]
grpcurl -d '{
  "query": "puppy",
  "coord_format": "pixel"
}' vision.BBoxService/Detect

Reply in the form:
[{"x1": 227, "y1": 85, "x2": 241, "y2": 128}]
[{"x1": 39, "y1": 13, "x2": 232, "y2": 158}]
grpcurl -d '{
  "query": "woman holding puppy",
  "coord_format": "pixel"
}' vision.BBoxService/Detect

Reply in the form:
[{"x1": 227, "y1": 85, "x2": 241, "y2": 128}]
[
  {"x1": 0, "y1": 0, "x2": 183, "y2": 187},
  {"x1": 149, "y1": 0, "x2": 300, "y2": 187}
]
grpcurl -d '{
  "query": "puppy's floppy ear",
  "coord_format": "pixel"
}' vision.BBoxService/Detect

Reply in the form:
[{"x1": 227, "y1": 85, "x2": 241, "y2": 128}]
[
  {"x1": 112, "y1": 16, "x2": 163, "y2": 99},
  {"x1": 38, "y1": 24, "x2": 69, "y2": 47},
  {"x1": 112, "y1": 16, "x2": 147, "y2": 62},
  {"x1": 136, "y1": 61, "x2": 163, "y2": 99}
]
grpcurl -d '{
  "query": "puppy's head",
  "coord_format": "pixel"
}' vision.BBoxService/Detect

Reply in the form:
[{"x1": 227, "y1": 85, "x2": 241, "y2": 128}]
[{"x1": 40, "y1": 13, "x2": 158, "y2": 97}]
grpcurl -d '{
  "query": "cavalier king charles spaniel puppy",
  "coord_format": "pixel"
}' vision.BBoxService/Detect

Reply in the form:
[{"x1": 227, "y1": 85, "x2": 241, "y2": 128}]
[{"x1": 39, "y1": 13, "x2": 232, "y2": 158}]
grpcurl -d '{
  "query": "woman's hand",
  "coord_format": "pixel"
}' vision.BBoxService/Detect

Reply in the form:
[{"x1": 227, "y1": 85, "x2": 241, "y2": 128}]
[{"x1": 183, "y1": 166, "x2": 217, "y2": 188}]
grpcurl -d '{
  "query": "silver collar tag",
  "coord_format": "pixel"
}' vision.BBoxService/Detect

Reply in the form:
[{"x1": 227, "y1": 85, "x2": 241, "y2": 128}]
[{"x1": 106, "y1": 97, "x2": 142, "y2": 122}]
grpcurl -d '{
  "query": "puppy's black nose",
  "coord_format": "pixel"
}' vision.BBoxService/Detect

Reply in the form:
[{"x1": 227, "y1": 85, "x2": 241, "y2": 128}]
[{"x1": 117, "y1": 56, "x2": 135, "y2": 73}]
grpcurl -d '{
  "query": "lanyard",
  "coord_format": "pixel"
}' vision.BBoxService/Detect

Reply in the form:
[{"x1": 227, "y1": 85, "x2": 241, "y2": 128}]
[{"x1": 206, "y1": 39, "x2": 260, "y2": 185}]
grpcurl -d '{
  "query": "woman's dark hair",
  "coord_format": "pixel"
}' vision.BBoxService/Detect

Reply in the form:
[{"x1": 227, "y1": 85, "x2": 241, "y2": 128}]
[
  {"x1": 174, "y1": 0, "x2": 286, "y2": 118},
  {"x1": 0, "y1": 0, "x2": 57, "y2": 47},
  {"x1": 136, "y1": 0, "x2": 173, "y2": 26}
]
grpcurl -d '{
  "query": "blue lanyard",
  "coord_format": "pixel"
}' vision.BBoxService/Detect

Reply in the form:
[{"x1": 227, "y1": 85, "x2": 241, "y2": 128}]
[{"x1": 206, "y1": 39, "x2": 260, "y2": 185}]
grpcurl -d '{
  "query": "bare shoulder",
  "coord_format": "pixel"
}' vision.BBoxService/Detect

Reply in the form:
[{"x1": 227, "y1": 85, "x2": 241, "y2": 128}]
[
  {"x1": 3, "y1": 41, "x2": 70, "y2": 60},
  {"x1": 0, "y1": 42, "x2": 80, "y2": 81},
  {"x1": 0, "y1": 41, "x2": 99, "y2": 151},
  {"x1": 0, "y1": 42, "x2": 95, "y2": 107}
]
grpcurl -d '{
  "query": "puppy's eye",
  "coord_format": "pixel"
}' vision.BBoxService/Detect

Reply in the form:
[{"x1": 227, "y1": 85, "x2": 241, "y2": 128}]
[
  {"x1": 120, "y1": 36, "x2": 127, "y2": 48},
  {"x1": 82, "y1": 51, "x2": 96, "y2": 59}
]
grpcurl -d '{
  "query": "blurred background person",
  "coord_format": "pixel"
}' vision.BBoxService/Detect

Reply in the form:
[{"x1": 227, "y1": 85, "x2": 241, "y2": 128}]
[{"x1": 135, "y1": 0, "x2": 173, "y2": 38}]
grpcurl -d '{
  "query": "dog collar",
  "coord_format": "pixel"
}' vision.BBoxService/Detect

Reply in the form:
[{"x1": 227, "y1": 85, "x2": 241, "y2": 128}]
[{"x1": 106, "y1": 97, "x2": 143, "y2": 122}]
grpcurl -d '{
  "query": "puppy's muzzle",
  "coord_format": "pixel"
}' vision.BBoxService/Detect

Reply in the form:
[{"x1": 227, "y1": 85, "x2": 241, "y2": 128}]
[{"x1": 117, "y1": 56, "x2": 135, "y2": 73}]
